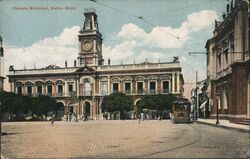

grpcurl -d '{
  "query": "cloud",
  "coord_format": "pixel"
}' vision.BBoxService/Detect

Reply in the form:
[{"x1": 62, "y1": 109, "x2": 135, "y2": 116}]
[
  {"x1": 3, "y1": 10, "x2": 217, "y2": 95},
  {"x1": 4, "y1": 26, "x2": 80, "y2": 70},
  {"x1": 116, "y1": 10, "x2": 217, "y2": 49},
  {"x1": 103, "y1": 40, "x2": 137, "y2": 64}
]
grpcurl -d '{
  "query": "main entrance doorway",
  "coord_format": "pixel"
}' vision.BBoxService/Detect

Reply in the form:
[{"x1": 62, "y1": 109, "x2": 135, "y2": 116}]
[{"x1": 84, "y1": 101, "x2": 91, "y2": 116}]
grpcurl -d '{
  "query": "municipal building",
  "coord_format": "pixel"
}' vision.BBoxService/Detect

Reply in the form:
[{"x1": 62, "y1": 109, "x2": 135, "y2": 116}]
[{"x1": 8, "y1": 9, "x2": 184, "y2": 119}]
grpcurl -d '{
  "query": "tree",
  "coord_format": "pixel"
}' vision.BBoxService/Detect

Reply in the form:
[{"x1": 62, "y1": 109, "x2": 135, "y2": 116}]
[
  {"x1": 104, "y1": 92, "x2": 133, "y2": 119},
  {"x1": 139, "y1": 94, "x2": 176, "y2": 116},
  {"x1": 31, "y1": 95, "x2": 58, "y2": 118}
]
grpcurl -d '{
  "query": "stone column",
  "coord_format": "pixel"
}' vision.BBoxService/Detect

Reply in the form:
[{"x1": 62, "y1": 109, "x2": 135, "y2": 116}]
[
  {"x1": 172, "y1": 73, "x2": 175, "y2": 93},
  {"x1": 76, "y1": 77, "x2": 80, "y2": 97},
  {"x1": 53, "y1": 84, "x2": 57, "y2": 96},
  {"x1": 64, "y1": 82, "x2": 66, "y2": 96},
  {"x1": 176, "y1": 72, "x2": 180, "y2": 93},
  {"x1": 43, "y1": 84, "x2": 46, "y2": 95},
  {"x1": 32, "y1": 84, "x2": 35, "y2": 96},
  {"x1": 107, "y1": 76, "x2": 110, "y2": 95},
  {"x1": 10, "y1": 81, "x2": 13, "y2": 92}
]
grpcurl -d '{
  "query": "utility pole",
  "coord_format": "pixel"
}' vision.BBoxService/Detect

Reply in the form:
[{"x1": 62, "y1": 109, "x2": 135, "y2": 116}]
[{"x1": 195, "y1": 71, "x2": 198, "y2": 121}]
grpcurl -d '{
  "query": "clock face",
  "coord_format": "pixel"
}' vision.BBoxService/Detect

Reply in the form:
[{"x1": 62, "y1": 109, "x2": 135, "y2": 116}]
[{"x1": 82, "y1": 40, "x2": 93, "y2": 51}]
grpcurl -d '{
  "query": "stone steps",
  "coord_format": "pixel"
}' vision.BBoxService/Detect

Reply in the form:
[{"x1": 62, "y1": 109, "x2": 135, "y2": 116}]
[{"x1": 237, "y1": 119, "x2": 250, "y2": 126}]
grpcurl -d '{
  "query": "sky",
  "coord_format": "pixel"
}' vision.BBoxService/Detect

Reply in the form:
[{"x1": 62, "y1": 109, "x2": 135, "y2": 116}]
[{"x1": 0, "y1": 0, "x2": 228, "y2": 98}]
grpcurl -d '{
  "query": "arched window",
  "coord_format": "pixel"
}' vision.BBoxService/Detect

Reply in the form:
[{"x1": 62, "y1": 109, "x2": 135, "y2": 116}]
[
  {"x1": 83, "y1": 80, "x2": 91, "y2": 96},
  {"x1": 46, "y1": 81, "x2": 53, "y2": 96},
  {"x1": 56, "y1": 80, "x2": 64, "y2": 96},
  {"x1": 25, "y1": 82, "x2": 33, "y2": 96},
  {"x1": 35, "y1": 81, "x2": 43, "y2": 96},
  {"x1": 16, "y1": 82, "x2": 23, "y2": 95}
]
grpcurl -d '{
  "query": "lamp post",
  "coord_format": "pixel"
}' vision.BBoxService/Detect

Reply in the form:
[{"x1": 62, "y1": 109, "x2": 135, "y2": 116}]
[
  {"x1": 215, "y1": 92, "x2": 220, "y2": 125},
  {"x1": 75, "y1": 96, "x2": 79, "y2": 122},
  {"x1": 92, "y1": 96, "x2": 95, "y2": 120}
]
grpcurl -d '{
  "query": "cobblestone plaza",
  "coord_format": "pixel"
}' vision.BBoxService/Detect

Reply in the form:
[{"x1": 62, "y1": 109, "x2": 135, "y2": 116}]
[{"x1": 2, "y1": 120, "x2": 249, "y2": 158}]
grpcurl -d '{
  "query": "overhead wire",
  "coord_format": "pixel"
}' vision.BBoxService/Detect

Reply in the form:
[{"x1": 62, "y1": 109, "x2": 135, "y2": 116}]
[
  {"x1": 143, "y1": 1, "x2": 211, "y2": 18},
  {"x1": 90, "y1": 0, "x2": 180, "y2": 40}
]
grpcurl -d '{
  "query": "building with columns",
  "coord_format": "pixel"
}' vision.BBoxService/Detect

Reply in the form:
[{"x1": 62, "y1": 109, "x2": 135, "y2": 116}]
[
  {"x1": 7, "y1": 8, "x2": 184, "y2": 119},
  {"x1": 0, "y1": 36, "x2": 4, "y2": 91},
  {"x1": 205, "y1": 0, "x2": 250, "y2": 124}
]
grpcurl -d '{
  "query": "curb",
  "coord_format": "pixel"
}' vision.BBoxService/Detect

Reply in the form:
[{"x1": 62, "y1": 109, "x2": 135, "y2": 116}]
[{"x1": 196, "y1": 121, "x2": 250, "y2": 133}]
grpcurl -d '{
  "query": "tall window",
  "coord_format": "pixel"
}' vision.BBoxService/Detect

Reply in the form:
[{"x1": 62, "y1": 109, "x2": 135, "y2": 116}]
[
  {"x1": 68, "y1": 84, "x2": 73, "y2": 94},
  {"x1": 224, "y1": 49, "x2": 228, "y2": 64},
  {"x1": 101, "y1": 82, "x2": 107, "y2": 96},
  {"x1": 47, "y1": 85, "x2": 52, "y2": 96},
  {"x1": 218, "y1": 54, "x2": 221, "y2": 68},
  {"x1": 137, "y1": 82, "x2": 143, "y2": 94},
  {"x1": 149, "y1": 81, "x2": 156, "y2": 94},
  {"x1": 222, "y1": 91, "x2": 228, "y2": 109},
  {"x1": 163, "y1": 81, "x2": 170, "y2": 93},
  {"x1": 112, "y1": 83, "x2": 119, "y2": 93},
  {"x1": 125, "y1": 82, "x2": 131, "y2": 94},
  {"x1": 17, "y1": 86, "x2": 22, "y2": 95},
  {"x1": 58, "y1": 85, "x2": 63, "y2": 96},
  {"x1": 26, "y1": 85, "x2": 32, "y2": 96},
  {"x1": 84, "y1": 81, "x2": 91, "y2": 96},
  {"x1": 37, "y1": 85, "x2": 42, "y2": 96}
]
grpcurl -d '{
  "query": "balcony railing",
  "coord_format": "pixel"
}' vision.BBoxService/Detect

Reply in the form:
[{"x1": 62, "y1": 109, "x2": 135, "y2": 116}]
[
  {"x1": 137, "y1": 89, "x2": 143, "y2": 94},
  {"x1": 98, "y1": 62, "x2": 180, "y2": 71},
  {"x1": 47, "y1": 92, "x2": 52, "y2": 96},
  {"x1": 163, "y1": 89, "x2": 169, "y2": 94},
  {"x1": 125, "y1": 89, "x2": 131, "y2": 95},
  {"x1": 149, "y1": 89, "x2": 156, "y2": 94}
]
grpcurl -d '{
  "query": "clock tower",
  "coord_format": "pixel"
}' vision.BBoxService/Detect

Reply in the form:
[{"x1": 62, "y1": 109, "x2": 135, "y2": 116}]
[{"x1": 78, "y1": 8, "x2": 104, "y2": 67}]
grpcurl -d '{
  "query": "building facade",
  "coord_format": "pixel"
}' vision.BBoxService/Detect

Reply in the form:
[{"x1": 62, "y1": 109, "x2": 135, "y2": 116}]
[
  {"x1": 8, "y1": 9, "x2": 184, "y2": 119},
  {"x1": 206, "y1": 0, "x2": 250, "y2": 123},
  {"x1": 0, "y1": 36, "x2": 4, "y2": 91}
]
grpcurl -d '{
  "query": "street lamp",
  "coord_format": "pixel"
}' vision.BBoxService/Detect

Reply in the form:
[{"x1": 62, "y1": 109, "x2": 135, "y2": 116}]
[
  {"x1": 215, "y1": 92, "x2": 220, "y2": 125},
  {"x1": 75, "y1": 97, "x2": 79, "y2": 122},
  {"x1": 92, "y1": 96, "x2": 95, "y2": 120}
]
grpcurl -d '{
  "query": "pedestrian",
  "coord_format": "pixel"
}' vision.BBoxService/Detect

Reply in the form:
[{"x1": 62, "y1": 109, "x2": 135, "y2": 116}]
[
  {"x1": 51, "y1": 114, "x2": 54, "y2": 126},
  {"x1": 138, "y1": 114, "x2": 141, "y2": 124},
  {"x1": 141, "y1": 112, "x2": 144, "y2": 121},
  {"x1": 84, "y1": 113, "x2": 88, "y2": 121}
]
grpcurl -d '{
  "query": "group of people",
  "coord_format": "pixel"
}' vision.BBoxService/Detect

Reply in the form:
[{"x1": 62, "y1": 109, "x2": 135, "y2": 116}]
[
  {"x1": 65, "y1": 112, "x2": 89, "y2": 122},
  {"x1": 138, "y1": 112, "x2": 162, "y2": 124}
]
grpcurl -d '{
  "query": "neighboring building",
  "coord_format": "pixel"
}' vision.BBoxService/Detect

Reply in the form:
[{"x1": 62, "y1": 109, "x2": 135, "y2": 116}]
[
  {"x1": 0, "y1": 35, "x2": 4, "y2": 91},
  {"x1": 190, "y1": 80, "x2": 210, "y2": 120},
  {"x1": 206, "y1": 0, "x2": 250, "y2": 123},
  {"x1": 7, "y1": 8, "x2": 184, "y2": 119}
]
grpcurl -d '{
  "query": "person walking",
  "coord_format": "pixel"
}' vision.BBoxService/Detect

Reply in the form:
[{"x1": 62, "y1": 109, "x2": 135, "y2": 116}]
[
  {"x1": 51, "y1": 114, "x2": 54, "y2": 126},
  {"x1": 138, "y1": 114, "x2": 141, "y2": 124},
  {"x1": 141, "y1": 112, "x2": 144, "y2": 121},
  {"x1": 84, "y1": 113, "x2": 88, "y2": 121}
]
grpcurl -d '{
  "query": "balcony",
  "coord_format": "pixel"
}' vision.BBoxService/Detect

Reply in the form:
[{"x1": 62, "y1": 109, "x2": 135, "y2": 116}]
[
  {"x1": 163, "y1": 89, "x2": 169, "y2": 94},
  {"x1": 57, "y1": 92, "x2": 63, "y2": 96},
  {"x1": 47, "y1": 92, "x2": 52, "y2": 96},
  {"x1": 149, "y1": 89, "x2": 156, "y2": 94},
  {"x1": 137, "y1": 89, "x2": 143, "y2": 95},
  {"x1": 125, "y1": 89, "x2": 131, "y2": 95}
]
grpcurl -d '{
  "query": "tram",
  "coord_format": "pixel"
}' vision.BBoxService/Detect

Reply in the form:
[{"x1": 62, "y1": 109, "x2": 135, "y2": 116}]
[{"x1": 170, "y1": 98, "x2": 191, "y2": 123}]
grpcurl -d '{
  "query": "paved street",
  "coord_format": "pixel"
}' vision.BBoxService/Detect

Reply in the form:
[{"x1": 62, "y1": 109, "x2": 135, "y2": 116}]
[{"x1": 2, "y1": 120, "x2": 250, "y2": 158}]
